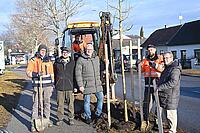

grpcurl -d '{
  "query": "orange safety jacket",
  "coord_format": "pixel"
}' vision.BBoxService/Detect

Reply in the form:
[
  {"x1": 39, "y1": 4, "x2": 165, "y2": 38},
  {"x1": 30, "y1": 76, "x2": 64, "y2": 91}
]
[
  {"x1": 71, "y1": 40, "x2": 87, "y2": 53},
  {"x1": 141, "y1": 55, "x2": 164, "y2": 78},
  {"x1": 26, "y1": 57, "x2": 54, "y2": 87}
]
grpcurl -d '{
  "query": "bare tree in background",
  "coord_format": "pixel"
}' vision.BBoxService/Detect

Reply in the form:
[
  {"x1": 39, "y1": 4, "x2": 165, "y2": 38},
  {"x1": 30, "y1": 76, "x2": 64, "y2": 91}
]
[
  {"x1": 30, "y1": 0, "x2": 84, "y2": 37},
  {"x1": 108, "y1": 0, "x2": 133, "y2": 34},
  {"x1": 8, "y1": 0, "x2": 84, "y2": 52},
  {"x1": 107, "y1": 0, "x2": 133, "y2": 122},
  {"x1": 0, "y1": 30, "x2": 15, "y2": 55}
]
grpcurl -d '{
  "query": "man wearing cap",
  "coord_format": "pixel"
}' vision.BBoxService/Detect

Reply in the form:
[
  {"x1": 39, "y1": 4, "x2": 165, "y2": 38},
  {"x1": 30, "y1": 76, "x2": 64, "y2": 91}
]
[
  {"x1": 26, "y1": 44, "x2": 54, "y2": 132},
  {"x1": 54, "y1": 47, "x2": 75, "y2": 126},
  {"x1": 75, "y1": 43, "x2": 104, "y2": 124},
  {"x1": 140, "y1": 44, "x2": 164, "y2": 130}
]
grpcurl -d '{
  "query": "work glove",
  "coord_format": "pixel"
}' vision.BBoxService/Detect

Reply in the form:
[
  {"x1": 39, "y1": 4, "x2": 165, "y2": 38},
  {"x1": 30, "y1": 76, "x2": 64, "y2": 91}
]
[
  {"x1": 32, "y1": 72, "x2": 39, "y2": 78},
  {"x1": 35, "y1": 51, "x2": 41, "y2": 58},
  {"x1": 42, "y1": 56, "x2": 50, "y2": 62},
  {"x1": 74, "y1": 88, "x2": 78, "y2": 93},
  {"x1": 149, "y1": 61, "x2": 156, "y2": 68},
  {"x1": 32, "y1": 72, "x2": 44, "y2": 78}
]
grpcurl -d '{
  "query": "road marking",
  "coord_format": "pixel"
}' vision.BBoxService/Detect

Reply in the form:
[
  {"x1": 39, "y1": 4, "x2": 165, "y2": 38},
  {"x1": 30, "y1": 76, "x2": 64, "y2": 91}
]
[{"x1": 193, "y1": 91, "x2": 200, "y2": 94}]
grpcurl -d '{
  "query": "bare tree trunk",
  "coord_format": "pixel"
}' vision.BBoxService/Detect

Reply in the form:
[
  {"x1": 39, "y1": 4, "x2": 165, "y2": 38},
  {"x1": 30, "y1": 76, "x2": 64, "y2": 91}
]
[{"x1": 119, "y1": 0, "x2": 128, "y2": 122}]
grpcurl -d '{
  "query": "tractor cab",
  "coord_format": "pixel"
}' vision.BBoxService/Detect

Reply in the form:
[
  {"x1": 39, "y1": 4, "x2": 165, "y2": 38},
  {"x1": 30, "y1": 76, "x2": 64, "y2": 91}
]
[
  {"x1": 59, "y1": 12, "x2": 117, "y2": 85},
  {"x1": 62, "y1": 21, "x2": 101, "y2": 53}
]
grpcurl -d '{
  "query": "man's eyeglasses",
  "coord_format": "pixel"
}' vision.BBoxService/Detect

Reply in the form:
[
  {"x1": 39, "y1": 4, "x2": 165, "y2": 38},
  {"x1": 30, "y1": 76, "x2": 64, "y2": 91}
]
[
  {"x1": 87, "y1": 49, "x2": 93, "y2": 51},
  {"x1": 62, "y1": 51, "x2": 69, "y2": 54},
  {"x1": 164, "y1": 56, "x2": 172, "y2": 59}
]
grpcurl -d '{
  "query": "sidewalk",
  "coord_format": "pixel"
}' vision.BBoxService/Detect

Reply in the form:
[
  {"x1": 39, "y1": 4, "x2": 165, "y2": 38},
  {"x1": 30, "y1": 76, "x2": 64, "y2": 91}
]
[
  {"x1": 6, "y1": 79, "x2": 96, "y2": 133},
  {"x1": 181, "y1": 73, "x2": 200, "y2": 77},
  {"x1": 181, "y1": 69, "x2": 200, "y2": 77}
]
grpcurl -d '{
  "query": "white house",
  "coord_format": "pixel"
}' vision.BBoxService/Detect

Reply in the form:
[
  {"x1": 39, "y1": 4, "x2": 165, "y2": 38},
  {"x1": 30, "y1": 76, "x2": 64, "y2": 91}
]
[
  {"x1": 112, "y1": 34, "x2": 145, "y2": 67},
  {"x1": 142, "y1": 20, "x2": 200, "y2": 69}
]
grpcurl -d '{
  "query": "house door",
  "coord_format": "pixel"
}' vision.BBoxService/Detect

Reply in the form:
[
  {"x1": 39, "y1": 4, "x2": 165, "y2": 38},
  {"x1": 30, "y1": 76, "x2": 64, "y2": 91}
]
[
  {"x1": 181, "y1": 50, "x2": 186, "y2": 60},
  {"x1": 181, "y1": 50, "x2": 190, "y2": 68},
  {"x1": 172, "y1": 51, "x2": 177, "y2": 59}
]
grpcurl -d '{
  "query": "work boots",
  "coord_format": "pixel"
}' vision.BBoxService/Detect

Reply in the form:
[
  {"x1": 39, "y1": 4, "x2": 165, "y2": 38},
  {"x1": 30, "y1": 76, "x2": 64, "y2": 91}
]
[
  {"x1": 31, "y1": 121, "x2": 36, "y2": 132},
  {"x1": 56, "y1": 120, "x2": 62, "y2": 126},
  {"x1": 47, "y1": 120, "x2": 53, "y2": 127},
  {"x1": 68, "y1": 118, "x2": 75, "y2": 125},
  {"x1": 141, "y1": 121, "x2": 150, "y2": 132},
  {"x1": 85, "y1": 118, "x2": 92, "y2": 124}
]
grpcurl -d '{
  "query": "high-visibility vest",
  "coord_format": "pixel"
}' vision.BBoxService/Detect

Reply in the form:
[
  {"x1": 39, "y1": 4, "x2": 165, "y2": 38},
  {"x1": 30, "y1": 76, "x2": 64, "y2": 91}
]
[
  {"x1": 26, "y1": 57, "x2": 54, "y2": 87},
  {"x1": 141, "y1": 55, "x2": 164, "y2": 78},
  {"x1": 71, "y1": 40, "x2": 87, "y2": 53}
]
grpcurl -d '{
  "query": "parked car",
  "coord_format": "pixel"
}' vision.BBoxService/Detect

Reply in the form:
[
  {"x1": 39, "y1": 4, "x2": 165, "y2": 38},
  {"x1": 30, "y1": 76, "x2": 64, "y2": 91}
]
[
  {"x1": 5, "y1": 59, "x2": 10, "y2": 65},
  {"x1": 115, "y1": 54, "x2": 131, "y2": 72}
]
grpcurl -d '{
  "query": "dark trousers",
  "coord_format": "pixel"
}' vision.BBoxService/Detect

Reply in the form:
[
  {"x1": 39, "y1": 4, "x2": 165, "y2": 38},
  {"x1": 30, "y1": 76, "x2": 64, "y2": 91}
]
[
  {"x1": 57, "y1": 90, "x2": 74, "y2": 120},
  {"x1": 143, "y1": 77, "x2": 158, "y2": 122}
]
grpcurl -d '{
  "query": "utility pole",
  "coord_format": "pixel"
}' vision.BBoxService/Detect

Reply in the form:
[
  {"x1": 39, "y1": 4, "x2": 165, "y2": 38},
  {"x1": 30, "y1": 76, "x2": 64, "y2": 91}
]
[{"x1": 119, "y1": 0, "x2": 128, "y2": 122}]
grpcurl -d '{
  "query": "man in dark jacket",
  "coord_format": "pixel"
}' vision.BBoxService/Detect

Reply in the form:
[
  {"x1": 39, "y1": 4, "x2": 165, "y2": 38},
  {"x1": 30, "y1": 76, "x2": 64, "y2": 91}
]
[
  {"x1": 54, "y1": 47, "x2": 75, "y2": 126},
  {"x1": 75, "y1": 43, "x2": 103, "y2": 124},
  {"x1": 157, "y1": 51, "x2": 182, "y2": 133}
]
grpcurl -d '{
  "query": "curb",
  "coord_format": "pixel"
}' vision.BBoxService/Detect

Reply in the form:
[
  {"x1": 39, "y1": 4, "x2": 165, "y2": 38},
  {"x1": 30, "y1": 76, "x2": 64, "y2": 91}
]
[{"x1": 181, "y1": 73, "x2": 200, "y2": 78}]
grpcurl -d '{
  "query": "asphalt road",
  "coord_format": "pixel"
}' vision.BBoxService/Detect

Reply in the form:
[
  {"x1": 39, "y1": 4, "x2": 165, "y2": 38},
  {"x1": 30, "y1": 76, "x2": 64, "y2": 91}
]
[
  {"x1": 6, "y1": 66, "x2": 200, "y2": 133},
  {"x1": 6, "y1": 66, "x2": 96, "y2": 133},
  {"x1": 115, "y1": 71, "x2": 200, "y2": 133}
]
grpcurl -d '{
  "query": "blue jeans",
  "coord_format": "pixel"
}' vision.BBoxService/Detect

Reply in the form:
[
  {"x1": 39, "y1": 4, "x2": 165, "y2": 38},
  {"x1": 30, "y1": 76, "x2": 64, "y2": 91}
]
[{"x1": 84, "y1": 91, "x2": 103, "y2": 119}]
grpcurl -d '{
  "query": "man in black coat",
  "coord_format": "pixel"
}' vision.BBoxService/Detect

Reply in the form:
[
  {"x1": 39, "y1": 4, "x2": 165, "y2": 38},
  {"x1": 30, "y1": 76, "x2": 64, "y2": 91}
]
[
  {"x1": 54, "y1": 47, "x2": 75, "y2": 126},
  {"x1": 157, "y1": 51, "x2": 182, "y2": 133}
]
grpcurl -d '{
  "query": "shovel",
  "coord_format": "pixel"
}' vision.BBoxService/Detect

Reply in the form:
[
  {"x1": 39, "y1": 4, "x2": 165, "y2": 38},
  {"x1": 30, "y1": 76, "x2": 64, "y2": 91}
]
[
  {"x1": 153, "y1": 79, "x2": 163, "y2": 133},
  {"x1": 34, "y1": 73, "x2": 47, "y2": 132}
]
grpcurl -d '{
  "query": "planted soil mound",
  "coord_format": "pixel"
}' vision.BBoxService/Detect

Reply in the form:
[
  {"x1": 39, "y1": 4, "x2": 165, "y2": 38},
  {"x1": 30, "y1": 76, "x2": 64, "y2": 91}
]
[{"x1": 74, "y1": 94, "x2": 186, "y2": 133}]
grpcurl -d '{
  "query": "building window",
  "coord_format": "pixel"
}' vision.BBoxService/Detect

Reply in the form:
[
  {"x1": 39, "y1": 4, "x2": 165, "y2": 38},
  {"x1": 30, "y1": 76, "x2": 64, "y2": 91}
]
[
  {"x1": 171, "y1": 51, "x2": 177, "y2": 59},
  {"x1": 194, "y1": 49, "x2": 200, "y2": 64},
  {"x1": 180, "y1": 50, "x2": 190, "y2": 69},
  {"x1": 181, "y1": 50, "x2": 186, "y2": 60}
]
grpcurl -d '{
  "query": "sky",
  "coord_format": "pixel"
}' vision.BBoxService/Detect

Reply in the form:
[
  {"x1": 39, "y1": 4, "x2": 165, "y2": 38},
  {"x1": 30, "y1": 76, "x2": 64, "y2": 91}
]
[
  {"x1": 0, "y1": 0, "x2": 16, "y2": 34},
  {"x1": 1, "y1": 0, "x2": 200, "y2": 37}
]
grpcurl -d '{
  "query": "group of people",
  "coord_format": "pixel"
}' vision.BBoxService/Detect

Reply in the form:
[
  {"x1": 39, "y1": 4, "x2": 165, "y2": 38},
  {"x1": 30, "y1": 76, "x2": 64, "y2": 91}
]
[
  {"x1": 26, "y1": 35, "x2": 103, "y2": 132},
  {"x1": 140, "y1": 45, "x2": 182, "y2": 133},
  {"x1": 26, "y1": 35, "x2": 181, "y2": 133}
]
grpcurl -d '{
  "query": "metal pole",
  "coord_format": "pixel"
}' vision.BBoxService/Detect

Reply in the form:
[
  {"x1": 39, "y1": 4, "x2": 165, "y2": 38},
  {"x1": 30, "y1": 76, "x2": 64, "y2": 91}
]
[
  {"x1": 111, "y1": 84, "x2": 116, "y2": 100},
  {"x1": 40, "y1": 73, "x2": 44, "y2": 131},
  {"x1": 119, "y1": 0, "x2": 128, "y2": 122},
  {"x1": 137, "y1": 38, "x2": 143, "y2": 122},
  {"x1": 105, "y1": 44, "x2": 111, "y2": 128},
  {"x1": 153, "y1": 79, "x2": 163, "y2": 133},
  {"x1": 130, "y1": 40, "x2": 134, "y2": 106}
]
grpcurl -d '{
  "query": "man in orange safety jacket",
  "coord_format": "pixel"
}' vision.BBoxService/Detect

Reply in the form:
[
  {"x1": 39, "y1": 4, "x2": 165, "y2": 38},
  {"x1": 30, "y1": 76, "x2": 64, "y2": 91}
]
[
  {"x1": 140, "y1": 44, "x2": 164, "y2": 130},
  {"x1": 26, "y1": 44, "x2": 54, "y2": 132}
]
